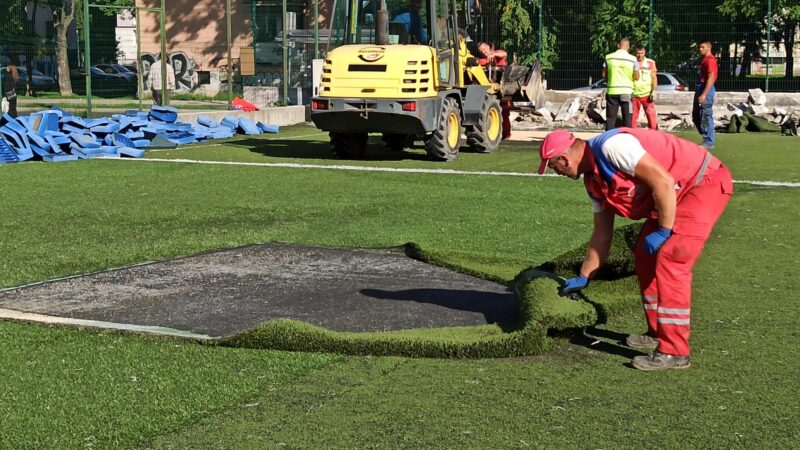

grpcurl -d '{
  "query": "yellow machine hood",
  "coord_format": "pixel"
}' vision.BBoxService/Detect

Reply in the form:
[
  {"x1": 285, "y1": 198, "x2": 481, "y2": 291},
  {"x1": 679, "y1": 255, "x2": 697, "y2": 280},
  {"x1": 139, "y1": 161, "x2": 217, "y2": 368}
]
[{"x1": 319, "y1": 44, "x2": 438, "y2": 99}]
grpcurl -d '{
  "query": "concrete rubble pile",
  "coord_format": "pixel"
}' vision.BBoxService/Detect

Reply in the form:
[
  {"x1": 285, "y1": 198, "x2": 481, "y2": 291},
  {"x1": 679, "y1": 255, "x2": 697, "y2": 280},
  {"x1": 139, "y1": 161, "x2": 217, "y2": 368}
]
[
  {"x1": 511, "y1": 88, "x2": 800, "y2": 135},
  {"x1": 0, "y1": 106, "x2": 280, "y2": 164}
]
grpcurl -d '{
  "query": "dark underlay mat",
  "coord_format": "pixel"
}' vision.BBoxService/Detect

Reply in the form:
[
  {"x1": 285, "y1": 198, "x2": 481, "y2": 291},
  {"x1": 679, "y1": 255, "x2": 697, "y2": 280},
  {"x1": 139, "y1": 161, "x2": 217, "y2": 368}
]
[{"x1": 0, "y1": 243, "x2": 519, "y2": 337}]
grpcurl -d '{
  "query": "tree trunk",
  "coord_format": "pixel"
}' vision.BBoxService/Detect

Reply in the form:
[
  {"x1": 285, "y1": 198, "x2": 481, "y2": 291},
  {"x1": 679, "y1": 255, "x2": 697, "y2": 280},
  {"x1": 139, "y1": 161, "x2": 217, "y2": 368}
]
[
  {"x1": 53, "y1": 0, "x2": 76, "y2": 96},
  {"x1": 785, "y1": 21, "x2": 796, "y2": 80}
]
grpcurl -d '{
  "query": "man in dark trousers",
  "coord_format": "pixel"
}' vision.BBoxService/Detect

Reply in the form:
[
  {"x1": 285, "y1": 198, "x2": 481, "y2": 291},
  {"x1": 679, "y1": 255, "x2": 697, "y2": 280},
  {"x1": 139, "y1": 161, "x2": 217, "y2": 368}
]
[
  {"x1": 603, "y1": 38, "x2": 639, "y2": 130},
  {"x1": 2, "y1": 63, "x2": 19, "y2": 118},
  {"x1": 693, "y1": 40, "x2": 718, "y2": 150}
]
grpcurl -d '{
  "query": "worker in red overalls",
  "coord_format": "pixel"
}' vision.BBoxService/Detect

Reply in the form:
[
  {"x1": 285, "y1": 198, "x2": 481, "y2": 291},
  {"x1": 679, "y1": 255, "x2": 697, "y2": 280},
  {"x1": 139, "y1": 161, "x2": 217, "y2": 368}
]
[
  {"x1": 477, "y1": 42, "x2": 512, "y2": 140},
  {"x1": 537, "y1": 127, "x2": 733, "y2": 370}
]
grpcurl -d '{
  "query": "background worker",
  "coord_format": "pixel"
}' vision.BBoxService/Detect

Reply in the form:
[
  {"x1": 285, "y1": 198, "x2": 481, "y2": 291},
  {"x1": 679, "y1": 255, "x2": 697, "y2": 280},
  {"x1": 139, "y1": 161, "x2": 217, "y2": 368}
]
[
  {"x1": 537, "y1": 127, "x2": 733, "y2": 371},
  {"x1": 694, "y1": 40, "x2": 718, "y2": 150},
  {"x1": 632, "y1": 44, "x2": 658, "y2": 129},
  {"x1": 392, "y1": 0, "x2": 428, "y2": 44},
  {"x1": 477, "y1": 42, "x2": 512, "y2": 139},
  {"x1": 149, "y1": 60, "x2": 175, "y2": 106},
  {"x1": 603, "y1": 38, "x2": 639, "y2": 130},
  {"x1": 2, "y1": 63, "x2": 19, "y2": 118}
]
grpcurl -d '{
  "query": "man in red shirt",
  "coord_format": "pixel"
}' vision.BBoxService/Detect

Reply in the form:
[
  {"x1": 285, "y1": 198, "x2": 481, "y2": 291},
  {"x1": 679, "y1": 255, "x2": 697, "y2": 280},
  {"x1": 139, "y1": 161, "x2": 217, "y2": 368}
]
[
  {"x1": 693, "y1": 40, "x2": 718, "y2": 150},
  {"x1": 477, "y1": 42, "x2": 512, "y2": 140},
  {"x1": 537, "y1": 127, "x2": 733, "y2": 370}
]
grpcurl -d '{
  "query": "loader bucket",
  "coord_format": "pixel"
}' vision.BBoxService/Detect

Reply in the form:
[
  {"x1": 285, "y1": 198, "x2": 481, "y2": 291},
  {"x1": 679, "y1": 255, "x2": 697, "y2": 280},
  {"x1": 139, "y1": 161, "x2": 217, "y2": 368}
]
[{"x1": 500, "y1": 61, "x2": 546, "y2": 108}]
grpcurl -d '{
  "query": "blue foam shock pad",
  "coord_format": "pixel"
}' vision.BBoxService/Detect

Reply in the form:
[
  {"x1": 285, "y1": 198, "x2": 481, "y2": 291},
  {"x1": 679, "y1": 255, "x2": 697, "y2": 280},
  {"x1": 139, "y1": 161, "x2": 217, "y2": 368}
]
[
  {"x1": 149, "y1": 105, "x2": 179, "y2": 123},
  {"x1": 238, "y1": 118, "x2": 263, "y2": 135},
  {"x1": 97, "y1": 146, "x2": 122, "y2": 157},
  {"x1": 257, "y1": 122, "x2": 280, "y2": 133},
  {"x1": 91, "y1": 123, "x2": 121, "y2": 135},
  {"x1": 68, "y1": 143, "x2": 104, "y2": 159},
  {"x1": 118, "y1": 147, "x2": 146, "y2": 158},
  {"x1": 0, "y1": 136, "x2": 20, "y2": 163},
  {"x1": 0, "y1": 124, "x2": 34, "y2": 161},
  {"x1": 133, "y1": 139, "x2": 151, "y2": 148},
  {"x1": 111, "y1": 132, "x2": 135, "y2": 149},
  {"x1": 221, "y1": 115, "x2": 239, "y2": 130},
  {"x1": 126, "y1": 131, "x2": 145, "y2": 140},
  {"x1": 69, "y1": 132, "x2": 102, "y2": 149},
  {"x1": 197, "y1": 116, "x2": 220, "y2": 128}
]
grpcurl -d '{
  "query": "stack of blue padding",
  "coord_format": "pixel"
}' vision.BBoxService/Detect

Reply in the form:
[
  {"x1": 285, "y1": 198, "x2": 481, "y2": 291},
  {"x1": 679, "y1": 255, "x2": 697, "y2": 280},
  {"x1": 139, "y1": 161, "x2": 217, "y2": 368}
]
[{"x1": 0, "y1": 106, "x2": 281, "y2": 164}]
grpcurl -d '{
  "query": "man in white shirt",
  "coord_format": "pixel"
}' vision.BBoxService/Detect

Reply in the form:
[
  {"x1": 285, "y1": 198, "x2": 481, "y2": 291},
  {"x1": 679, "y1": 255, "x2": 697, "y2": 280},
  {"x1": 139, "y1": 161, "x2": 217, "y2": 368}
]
[
  {"x1": 537, "y1": 127, "x2": 733, "y2": 370},
  {"x1": 149, "y1": 60, "x2": 176, "y2": 106}
]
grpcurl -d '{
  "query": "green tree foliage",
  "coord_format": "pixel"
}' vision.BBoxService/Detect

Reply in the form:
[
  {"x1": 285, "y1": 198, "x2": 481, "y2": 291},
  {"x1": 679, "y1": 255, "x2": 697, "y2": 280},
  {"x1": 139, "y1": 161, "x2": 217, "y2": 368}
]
[
  {"x1": 497, "y1": 0, "x2": 558, "y2": 68},
  {"x1": 719, "y1": 0, "x2": 800, "y2": 79},
  {"x1": 588, "y1": 0, "x2": 659, "y2": 58}
]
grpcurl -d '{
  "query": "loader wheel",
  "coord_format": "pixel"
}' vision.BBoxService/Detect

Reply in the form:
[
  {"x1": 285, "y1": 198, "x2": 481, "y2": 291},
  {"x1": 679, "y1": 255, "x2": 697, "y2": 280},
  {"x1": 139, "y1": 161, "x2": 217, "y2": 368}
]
[
  {"x1": 425, "y1": 97, "x2": 462, "y2": 161},
  {"x1": 330, "y1": 132, "x2": 368, "y2": 159},
  {"x1": 466, "y1": 95, "x2": 503, "y2": 153},
  {"x1": 382, "y1": 133, "x2": 415, "y2": 152}
]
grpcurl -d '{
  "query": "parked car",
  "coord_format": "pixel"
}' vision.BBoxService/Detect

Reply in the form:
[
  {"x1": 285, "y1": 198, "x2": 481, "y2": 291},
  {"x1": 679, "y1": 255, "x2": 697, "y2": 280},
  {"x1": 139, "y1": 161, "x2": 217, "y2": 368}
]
[
  {"x1": 70, "y1": 67, "x2": 137, "y2": 97},
  {"x1": 94, "y1": 64, "x2": 138, "y2": 82},
  {"x1": 571, "y1": 72, "x2": 688, "y2": 92},
  {"x1": 122, "y1": 63, "x2": 139, "y2": 74},
  {"x1": 1, "y1": 67, "x2": 58, "y2": 93}
]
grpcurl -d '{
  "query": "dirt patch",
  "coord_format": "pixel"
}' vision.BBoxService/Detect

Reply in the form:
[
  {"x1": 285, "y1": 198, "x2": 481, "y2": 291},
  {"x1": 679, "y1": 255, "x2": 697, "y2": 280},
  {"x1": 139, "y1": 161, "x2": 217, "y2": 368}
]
[{"x1": 0, "y1": 243, "x2": 518, "y2": 337}]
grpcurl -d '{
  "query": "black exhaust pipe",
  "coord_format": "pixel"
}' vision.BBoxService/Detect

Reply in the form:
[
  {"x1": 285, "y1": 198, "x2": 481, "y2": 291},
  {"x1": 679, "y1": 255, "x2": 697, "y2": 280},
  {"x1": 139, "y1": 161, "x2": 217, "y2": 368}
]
[{"x1": 376, "y1": 1, "x2": 389, "y2": 45}]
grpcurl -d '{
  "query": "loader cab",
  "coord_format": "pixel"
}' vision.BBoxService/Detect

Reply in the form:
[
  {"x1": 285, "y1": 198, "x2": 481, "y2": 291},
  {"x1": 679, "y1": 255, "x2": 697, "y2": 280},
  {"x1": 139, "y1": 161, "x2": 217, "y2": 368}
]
[{"x1": 337, "y1": 0, "x2": 464, "y2": 88}]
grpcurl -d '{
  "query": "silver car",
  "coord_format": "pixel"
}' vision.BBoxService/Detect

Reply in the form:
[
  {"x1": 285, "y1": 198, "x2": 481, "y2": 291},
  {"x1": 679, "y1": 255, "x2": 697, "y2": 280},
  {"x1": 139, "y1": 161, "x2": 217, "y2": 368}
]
[{"x1": 571, "y1": 72, "x2": 688, "y2": 91}]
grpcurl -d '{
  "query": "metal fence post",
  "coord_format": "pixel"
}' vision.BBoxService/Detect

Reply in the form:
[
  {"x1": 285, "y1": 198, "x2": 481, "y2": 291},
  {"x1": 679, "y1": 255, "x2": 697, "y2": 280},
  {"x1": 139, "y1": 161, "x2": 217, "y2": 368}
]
[
  {"x1": 648, "y1": 0, "x2": 654, "y2": 56},
  {"x1": 766, "y1": 0, "x2": 771, "y2": 92},
  {"x1": 314, "y1": 0, "x2": 320, "y2": 59},
  {"x1": 537, "y1": 0, "x2": 543, "y2": 62},
  {"x1": 227, "y1": 0, "x2": 233, "y2": 109},
  {"x1": 136, "y1": 7, "x2": 143, "y2": 111},
  {"x1": 84, "y1": 0, "x2": 92, "y2": 116},
  {"x1": 283, "y1": 0, "x2": 289, "y2": 103},
  {"x1": 159, "y1": 0, "x2": 167, "y2": 106}
]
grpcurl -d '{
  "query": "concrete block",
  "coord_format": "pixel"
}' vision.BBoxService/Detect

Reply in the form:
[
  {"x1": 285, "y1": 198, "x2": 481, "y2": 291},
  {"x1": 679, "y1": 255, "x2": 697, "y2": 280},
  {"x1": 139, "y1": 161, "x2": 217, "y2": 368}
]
[{"x1": 244, "y1": 86, "x2": 280, "y2": 109}]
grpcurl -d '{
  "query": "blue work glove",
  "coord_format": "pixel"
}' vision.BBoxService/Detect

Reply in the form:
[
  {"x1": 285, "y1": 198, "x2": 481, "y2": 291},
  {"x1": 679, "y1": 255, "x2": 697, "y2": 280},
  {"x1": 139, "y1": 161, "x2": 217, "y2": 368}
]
[
  {"x1": 559, "y1": 274, "x2": 589, "y2": 297},
  {"x1": 644, "y1": 226, "x2": 673, "y2": 254}
]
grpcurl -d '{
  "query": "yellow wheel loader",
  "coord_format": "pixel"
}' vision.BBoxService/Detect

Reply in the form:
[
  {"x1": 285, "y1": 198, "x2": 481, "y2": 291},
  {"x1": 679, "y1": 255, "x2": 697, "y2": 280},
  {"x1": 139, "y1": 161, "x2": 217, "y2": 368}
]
[{"x1": 310, "y1": 0, "x2": 544, "y2": 161}]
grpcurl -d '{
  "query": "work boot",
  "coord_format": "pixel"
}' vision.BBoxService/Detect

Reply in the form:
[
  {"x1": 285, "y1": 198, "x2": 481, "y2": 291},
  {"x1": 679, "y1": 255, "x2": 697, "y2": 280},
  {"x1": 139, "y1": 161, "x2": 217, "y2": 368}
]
[
  {"x1": 632, "y1": 351, "x2": 691, "y2": 371},
  {"x1": 625, "y1": 333, "x2": 659, "y2": 350}
]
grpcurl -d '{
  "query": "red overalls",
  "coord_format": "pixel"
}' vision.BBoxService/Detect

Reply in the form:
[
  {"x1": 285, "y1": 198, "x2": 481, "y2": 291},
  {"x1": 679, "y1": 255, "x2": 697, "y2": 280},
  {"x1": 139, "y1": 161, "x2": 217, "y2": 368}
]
[
  {"x1": 585, "y1": 128, "x2": 734, "y2": 355},
  {"x1": 479, "y1": 53, "x2": 512, "y2": 139}
]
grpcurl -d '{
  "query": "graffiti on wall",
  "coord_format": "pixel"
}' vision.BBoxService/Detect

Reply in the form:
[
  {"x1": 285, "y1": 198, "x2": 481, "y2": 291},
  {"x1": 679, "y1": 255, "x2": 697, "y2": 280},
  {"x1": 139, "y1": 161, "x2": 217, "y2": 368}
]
[{"x1": 141, "y1": 51, "x2": 199, "y2": 92}]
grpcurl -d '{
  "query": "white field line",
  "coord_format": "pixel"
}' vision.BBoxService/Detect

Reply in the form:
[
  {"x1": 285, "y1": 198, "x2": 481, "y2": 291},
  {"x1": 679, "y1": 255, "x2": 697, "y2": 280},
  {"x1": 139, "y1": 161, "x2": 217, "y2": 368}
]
[
  {"x1": 117, "y1": 157, "x2": 800, "y2": 187},
  {"x1": 0, "y1": 308, "x2": 215, "y2": 340},
  {"x1": 147, "y1": 132, "x2": 328, "y2": 153}
]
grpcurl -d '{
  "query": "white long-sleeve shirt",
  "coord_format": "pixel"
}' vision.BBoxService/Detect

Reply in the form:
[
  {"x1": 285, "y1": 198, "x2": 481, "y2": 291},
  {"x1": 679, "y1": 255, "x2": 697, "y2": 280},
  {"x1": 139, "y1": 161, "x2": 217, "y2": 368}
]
[{"x1": 149, "y1": 62, "x2": 175, "y2": 90}]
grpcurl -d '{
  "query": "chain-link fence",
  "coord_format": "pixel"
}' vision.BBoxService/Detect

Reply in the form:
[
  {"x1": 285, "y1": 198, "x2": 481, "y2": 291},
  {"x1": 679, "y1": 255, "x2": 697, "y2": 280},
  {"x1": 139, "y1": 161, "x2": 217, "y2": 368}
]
[
  {"x1": 473, "y1": 0, "x2": 800, "y2": 92},
  {"x1": 2, "y1": 0, "x2": 797, "y2": 119}
]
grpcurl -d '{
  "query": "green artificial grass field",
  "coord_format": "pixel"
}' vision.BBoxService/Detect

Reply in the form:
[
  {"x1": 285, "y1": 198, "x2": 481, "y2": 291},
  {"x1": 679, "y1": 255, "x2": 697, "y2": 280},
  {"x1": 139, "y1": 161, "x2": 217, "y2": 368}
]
[{"x1": 0, "y1": 126, "x2": 797, "y2": 448}]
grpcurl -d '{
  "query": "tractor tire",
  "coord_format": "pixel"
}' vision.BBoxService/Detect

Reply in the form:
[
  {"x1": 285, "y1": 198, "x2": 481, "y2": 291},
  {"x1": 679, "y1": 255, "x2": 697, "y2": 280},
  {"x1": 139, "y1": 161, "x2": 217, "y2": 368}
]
[
  {"x1": 425, "y1": 97, "x2": 462, "y2": 161},
  {"x1": 382, "y1": 133, "x2": 415, "y2": 152},
  {"x1": 466, "y1": 95, "x2": 503, "y2": 153},
  {"x1": 330, "y1": 132, "x2": 368, "y2": 159}
]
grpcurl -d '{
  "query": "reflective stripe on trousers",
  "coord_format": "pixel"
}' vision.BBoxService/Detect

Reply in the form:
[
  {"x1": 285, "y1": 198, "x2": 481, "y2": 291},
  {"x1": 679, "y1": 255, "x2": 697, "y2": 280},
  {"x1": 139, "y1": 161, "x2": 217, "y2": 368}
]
[{"x1": 633, "y1": 165, "x2": 733, "y2": 356}]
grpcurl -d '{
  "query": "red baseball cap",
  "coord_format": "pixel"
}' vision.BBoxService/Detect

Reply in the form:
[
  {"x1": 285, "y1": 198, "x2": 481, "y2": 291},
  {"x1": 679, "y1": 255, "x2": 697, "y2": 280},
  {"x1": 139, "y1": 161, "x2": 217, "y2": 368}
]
[{"x1": 537, "y1": 129, "x2": 577, "y2": 174}]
